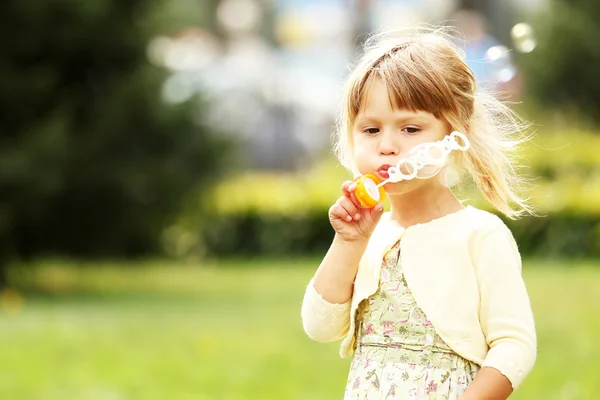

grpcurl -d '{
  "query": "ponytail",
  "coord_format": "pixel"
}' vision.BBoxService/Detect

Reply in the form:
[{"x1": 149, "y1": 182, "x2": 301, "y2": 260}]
[{"x1": 453, "y1": 92, "x2": 535, "y2": 219}]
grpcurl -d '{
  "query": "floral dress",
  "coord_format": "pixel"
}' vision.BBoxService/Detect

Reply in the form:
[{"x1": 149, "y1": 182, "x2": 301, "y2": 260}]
[{"x1": 344, "y1": 241, "x2": 480, "y2": 399}]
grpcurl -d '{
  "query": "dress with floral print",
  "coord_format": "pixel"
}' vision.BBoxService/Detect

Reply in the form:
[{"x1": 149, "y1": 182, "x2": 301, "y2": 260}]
[{"x1": 344, "y1": 240, "x2": 480, "y2": 399}]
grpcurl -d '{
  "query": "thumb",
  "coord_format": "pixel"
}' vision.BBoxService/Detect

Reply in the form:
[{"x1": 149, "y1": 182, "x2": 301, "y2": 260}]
[{"x1": 366, "y1": 203, "x2": 384, "y2": 224}]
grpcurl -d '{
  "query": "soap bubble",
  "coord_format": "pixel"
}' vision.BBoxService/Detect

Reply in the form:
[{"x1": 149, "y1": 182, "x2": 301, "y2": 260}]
[
  {"x1": 485, "y1": 45, "x2": 516, "y2": 83},
  {"x1": 511, "y1": 23, "x2": 537, "y2": 53}
]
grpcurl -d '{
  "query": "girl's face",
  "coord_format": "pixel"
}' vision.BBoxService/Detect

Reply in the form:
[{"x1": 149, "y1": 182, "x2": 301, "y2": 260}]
[{"x1": 352, "y1": 78, "x2": 452, "y2": 194}]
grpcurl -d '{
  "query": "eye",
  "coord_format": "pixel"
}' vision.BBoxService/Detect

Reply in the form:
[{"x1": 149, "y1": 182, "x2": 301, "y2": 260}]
[
  {"x1": 363, "y1": 127, "x2": 380, "y2": 135},
  {"x1": 403, "y1": 126, "x2": 420, "y2": 135}
]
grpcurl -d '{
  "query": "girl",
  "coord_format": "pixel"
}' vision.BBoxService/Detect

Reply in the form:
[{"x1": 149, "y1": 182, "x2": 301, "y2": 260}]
[{"x1": 301, "y1": 28, "x2": 536, "y2": 399}]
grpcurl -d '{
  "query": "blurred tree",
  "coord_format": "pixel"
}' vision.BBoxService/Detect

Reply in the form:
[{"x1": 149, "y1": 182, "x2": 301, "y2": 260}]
[
  {"x1": 517, "y1": 0, "x2": 600, "y2": 123},
  {"x1": 0, "y1": 0, "x2": 229, "y2": 286}
]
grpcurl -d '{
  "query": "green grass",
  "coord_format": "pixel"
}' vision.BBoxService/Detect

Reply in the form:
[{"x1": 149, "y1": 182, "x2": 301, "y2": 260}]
[{"x1": 1, "y1": 258, "x2": 599, "y2": 399}]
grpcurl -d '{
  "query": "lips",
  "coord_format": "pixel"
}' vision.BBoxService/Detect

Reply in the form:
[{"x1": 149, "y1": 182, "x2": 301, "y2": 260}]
[{"x1": 377, "y1": 164, "x2": 392, "y2": 180}]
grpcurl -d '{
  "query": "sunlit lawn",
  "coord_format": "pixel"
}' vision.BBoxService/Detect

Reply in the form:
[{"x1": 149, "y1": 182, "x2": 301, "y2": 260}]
[{"x1": 1, "y1": 258, "x2": 599, "y2": 399}]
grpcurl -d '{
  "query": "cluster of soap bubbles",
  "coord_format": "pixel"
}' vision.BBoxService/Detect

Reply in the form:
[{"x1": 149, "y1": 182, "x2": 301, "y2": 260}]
[
  {"x1": 484, "y1": 22, "x2": 537, "y2": 84},
  {"x1": 384, "y1": 132, "x2": 471, "y2": 183}
]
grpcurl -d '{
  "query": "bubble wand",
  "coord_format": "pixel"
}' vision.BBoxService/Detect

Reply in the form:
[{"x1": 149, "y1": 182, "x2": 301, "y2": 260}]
[{"x1": 354, "y1": 131, "x2": 470, "y2": 208}]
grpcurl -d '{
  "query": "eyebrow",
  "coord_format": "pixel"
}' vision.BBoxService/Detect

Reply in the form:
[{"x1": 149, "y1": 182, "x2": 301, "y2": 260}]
[{"x1": 355, "y1": 113, "x2": 432, "y2": 124}]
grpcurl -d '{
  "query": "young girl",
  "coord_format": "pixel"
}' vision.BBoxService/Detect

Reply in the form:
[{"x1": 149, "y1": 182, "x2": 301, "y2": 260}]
[{"x1": 301, "y1": 28, "x2": 536, "y2": 399}]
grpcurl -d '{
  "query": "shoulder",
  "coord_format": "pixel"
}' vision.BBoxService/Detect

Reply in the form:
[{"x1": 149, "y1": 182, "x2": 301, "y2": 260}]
[
  {"x1": 463, "y1": 207, "x2": 522, "y2": 270},
  {"x1": 414, "y1": 205, "x2": 511, "y2": 241},
  {"x1": 462, "y1": 206, "x2": 512, "y2": 237},
  {"x1": 457, "y1": 206, "x2": 521, "y2": 262}
]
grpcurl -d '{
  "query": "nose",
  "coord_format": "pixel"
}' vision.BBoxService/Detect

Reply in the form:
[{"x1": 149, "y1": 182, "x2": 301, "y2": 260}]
[{"x1": 378, "y1": 130, "x2": 399, "y2": 156}]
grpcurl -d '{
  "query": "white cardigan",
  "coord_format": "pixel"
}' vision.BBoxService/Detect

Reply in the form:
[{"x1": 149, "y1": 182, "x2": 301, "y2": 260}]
[{"x1": 301, "y1": 206, "x2": 536, "y2": 389}]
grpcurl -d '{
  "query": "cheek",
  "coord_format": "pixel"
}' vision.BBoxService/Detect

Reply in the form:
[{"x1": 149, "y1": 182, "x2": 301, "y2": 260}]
[
  {"x1": 352, "y1": 137, "x2": 366, "y2": 157},
  {"x1": 352, "y1": 157, "x2": 368, "y2": 174},
  {"x1": 352, "y1": 144, "x2": 371, "y2": 169}
]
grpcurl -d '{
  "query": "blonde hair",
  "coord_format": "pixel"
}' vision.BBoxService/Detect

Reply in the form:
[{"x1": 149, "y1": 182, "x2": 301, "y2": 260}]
[{"x1": 334, "y1": 27, "x2": 533, "y2": 219}]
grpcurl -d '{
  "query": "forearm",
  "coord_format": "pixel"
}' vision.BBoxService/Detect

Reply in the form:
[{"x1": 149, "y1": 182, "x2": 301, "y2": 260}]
[
  {"x1": 312, "y1": 234, "x2": 368, "y2": 304},
  {"x1": 460, "y1": 366, "x2": 513, "y2": 400}
]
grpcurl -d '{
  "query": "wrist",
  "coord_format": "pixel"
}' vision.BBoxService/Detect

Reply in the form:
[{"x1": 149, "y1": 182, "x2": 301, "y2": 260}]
[
  {"x1": 332, "y1": 234, "x2": 370, "y2": 264},
  {"x1": 333, "y1": 233, "x2": 369, "y2": 248}
]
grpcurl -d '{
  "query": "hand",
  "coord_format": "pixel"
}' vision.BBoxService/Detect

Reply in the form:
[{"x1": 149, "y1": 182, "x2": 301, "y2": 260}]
[{"x1": 328, "y1": 176, "x2": 384, "y2": 242}]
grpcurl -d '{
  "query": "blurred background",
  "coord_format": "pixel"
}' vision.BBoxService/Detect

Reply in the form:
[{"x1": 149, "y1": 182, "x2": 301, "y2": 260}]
[{"x1": 1, "y1": 0, "x2": 599, "y2": 399}]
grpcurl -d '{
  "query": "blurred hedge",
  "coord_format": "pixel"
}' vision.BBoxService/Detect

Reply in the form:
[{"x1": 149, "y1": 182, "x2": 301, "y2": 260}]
[{"x1": 198, "y1": 130, "x2": 600, "y2": 258}]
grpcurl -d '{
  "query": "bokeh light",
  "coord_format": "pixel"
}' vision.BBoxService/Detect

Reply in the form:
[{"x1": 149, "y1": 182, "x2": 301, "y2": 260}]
[
  {"x1": 147, "y1": 31, "x2": 220, "y2": 71},
  {"x1": 485, "y1": 45, "x2": 517, "y2": 83},
  {"x1": 217, "y1": 0, "x2": 262, "y2": 34},
  {"x1": 511, "y1": 22, "x2": 537, "y2": 53}
]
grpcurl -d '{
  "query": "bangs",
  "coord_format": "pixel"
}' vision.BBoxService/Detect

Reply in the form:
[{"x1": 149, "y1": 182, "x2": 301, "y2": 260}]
[{"x1": 348, "y1": 47, "x2": 458, "y2": 121}]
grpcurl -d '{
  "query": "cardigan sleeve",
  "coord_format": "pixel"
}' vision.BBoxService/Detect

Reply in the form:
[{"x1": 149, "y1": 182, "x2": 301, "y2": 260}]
[
  {"x1": 474, "y1": 224, "x2": 537, "y2": 389},
  {"x1": 300, "y1": 278, "x2": 351, "y2": 343}
]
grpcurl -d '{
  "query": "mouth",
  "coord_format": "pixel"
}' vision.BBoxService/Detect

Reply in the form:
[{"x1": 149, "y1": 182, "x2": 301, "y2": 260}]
[{"x1": 377, "y1": 164, "x2": 393, "y2": 180}]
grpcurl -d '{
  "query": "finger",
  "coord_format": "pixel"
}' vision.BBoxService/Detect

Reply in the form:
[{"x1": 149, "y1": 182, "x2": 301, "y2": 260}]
[
  {"x1": 329, "y1": 202, "x2": 353, "y2": 222},
  {"x1": 345, "y1": 182, "x2": 364, "y2": 208},
  {"x1": 341, "y1": 180, "x2": 356, "y2": 198},
  {"x1": 339, "y1": 197, "x2": 360, "y2": 220},
  {"x1": 360, "y1": 202, "x2": 379, "y2": 224},
  {"x1": 344, "y1": 180, "x2": 364, "y2": 207},
  {"x1": 366, "y1": 203, "x2": 384, "y2": 222},
  {"x1": 348, "y1": 189, "x2": 363, "y2": 208}
]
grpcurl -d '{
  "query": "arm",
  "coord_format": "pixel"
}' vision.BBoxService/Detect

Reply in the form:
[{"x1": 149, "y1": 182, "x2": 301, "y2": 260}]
[
  {"x1": 301, "y1": 178, "x2": 384, "y2": 343},
  {"x1": 461, "y1": 225, "x2": 537, "y2": 399},
  {"x1": 300, "y1": 234, "x2": 367, "y2": 342},
  {"x1": 313, "y1": 234, "x2": 368, "y2": 304}
]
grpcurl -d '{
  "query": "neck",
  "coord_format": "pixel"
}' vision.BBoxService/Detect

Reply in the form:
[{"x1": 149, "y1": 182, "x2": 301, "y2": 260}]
[{"x1": 387, "y1": 181, "x2": 464, "y2": 228}]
